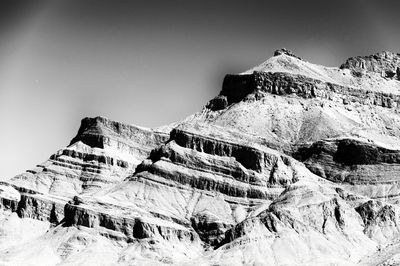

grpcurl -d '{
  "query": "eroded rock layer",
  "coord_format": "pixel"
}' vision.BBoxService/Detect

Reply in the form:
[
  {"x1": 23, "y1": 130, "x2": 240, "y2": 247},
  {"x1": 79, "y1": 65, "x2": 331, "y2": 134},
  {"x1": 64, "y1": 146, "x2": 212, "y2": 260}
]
[{"x1": 10, "y1": 116, "x2": 169, "y2": 197}]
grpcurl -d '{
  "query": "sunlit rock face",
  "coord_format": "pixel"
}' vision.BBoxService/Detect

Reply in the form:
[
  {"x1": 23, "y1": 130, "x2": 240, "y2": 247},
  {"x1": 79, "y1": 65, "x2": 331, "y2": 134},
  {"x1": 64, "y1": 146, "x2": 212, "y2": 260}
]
[
  {"x1": 2, "y1": 49, "x2": 400, "y2": 265},
  {"x1": 340, "y1": 51, "x2": 400, "y2": 78},
  {"x1": 10, "y1": 116, "x2": 169, "y2": 197}
]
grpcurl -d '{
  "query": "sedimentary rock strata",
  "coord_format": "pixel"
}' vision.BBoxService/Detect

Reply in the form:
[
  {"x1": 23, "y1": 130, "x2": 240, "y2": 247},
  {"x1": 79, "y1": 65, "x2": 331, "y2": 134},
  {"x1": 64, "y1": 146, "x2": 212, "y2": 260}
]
[
  {"x1": 2, "y1": 49, "x2": 400, "y2": 265},
  {"x1": 10, "y1": 116, "x2": 169, "y2": 197}
]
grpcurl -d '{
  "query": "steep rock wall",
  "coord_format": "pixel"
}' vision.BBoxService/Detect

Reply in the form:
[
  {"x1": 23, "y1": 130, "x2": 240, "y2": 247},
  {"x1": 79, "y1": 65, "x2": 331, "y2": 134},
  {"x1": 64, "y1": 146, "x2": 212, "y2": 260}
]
[
  {"x1": 295, "y1": 138, "x2": 400, "y2": 203},
  {"x1": 208, "y1": 71, "x2": 400, "y2": 110}
]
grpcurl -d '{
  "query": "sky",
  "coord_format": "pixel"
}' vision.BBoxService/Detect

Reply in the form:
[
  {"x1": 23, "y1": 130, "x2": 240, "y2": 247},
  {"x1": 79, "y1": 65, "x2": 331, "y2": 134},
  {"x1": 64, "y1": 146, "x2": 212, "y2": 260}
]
[{"x1": 0, "y1": 0, "x2": 400, "y2": 179}]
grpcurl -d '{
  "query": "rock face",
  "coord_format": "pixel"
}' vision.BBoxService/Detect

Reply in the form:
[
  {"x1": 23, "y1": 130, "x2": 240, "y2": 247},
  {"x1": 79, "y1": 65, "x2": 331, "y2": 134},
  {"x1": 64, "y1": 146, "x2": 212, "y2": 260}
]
[
  {"x1": 295, "y1": 138, "x2": 400, "y2": 204},
  {"x1": 341, "y1": 51, "x2": 400, "y2": 79},
  {"x1": 1, "y1": 49, "x2": 400, "y2": 265},
  {"x1": 10, "y1": 116, "x2": 169, "y2": 197}
]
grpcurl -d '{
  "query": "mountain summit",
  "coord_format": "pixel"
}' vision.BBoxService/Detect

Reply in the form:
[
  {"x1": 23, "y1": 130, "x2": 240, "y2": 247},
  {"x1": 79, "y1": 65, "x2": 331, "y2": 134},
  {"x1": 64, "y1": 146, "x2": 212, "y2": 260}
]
[{"x1": 1, "y1": 49, "x2": 400, "y2": 265}]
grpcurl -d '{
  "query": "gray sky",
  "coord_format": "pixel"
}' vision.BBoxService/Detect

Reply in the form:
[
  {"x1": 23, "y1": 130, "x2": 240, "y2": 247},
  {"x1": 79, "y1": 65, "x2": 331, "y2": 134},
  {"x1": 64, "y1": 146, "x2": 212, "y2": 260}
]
[{"x1": 1, "y1": 0, "x2": 400, "y2": 179}]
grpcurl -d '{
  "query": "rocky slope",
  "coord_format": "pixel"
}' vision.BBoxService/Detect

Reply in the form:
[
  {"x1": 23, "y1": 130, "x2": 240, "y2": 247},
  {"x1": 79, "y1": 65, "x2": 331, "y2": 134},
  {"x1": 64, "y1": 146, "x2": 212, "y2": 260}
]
[{"x1": 1, "y1": 49, "x2": 400, "y2": 265}]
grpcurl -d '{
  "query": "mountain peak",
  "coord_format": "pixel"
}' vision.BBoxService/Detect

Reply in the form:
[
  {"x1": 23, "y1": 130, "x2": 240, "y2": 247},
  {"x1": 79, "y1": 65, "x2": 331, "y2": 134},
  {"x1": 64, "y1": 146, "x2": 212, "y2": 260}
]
[{"x1": 273, "y1": 48, "x2": 302, "y2": 60}]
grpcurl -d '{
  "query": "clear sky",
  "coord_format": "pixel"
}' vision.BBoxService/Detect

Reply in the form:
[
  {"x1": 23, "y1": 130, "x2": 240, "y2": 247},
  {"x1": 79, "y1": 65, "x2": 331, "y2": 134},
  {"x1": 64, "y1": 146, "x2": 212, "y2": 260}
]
[{"x1": 1, "y1": 0, "x2": 400, "y2": 179}]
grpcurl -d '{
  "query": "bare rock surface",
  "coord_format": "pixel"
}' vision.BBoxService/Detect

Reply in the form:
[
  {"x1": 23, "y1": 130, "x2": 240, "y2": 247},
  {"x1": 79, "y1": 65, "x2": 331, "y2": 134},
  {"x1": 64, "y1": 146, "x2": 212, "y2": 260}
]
[
  {"x1": 10, "y1": 116, "x2": 169, "y2": 197},
  {"x1": 341, "y1": 51, "x2": 400, "y2": 79},
  {"x1": 2, "y1": 49, "x2": 400, "y2": 265}
]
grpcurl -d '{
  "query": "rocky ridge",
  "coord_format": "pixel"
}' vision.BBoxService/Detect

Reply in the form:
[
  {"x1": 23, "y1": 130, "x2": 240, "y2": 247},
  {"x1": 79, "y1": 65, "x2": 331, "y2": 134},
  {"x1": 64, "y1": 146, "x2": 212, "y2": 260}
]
[{"x1": 1, "y1": 49, "x2": 400, "y2": 265}]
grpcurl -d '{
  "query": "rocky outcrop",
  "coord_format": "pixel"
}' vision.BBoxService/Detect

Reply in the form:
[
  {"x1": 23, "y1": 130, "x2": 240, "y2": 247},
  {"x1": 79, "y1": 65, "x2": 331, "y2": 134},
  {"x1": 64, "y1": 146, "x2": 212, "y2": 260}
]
[
  {"x1": 211, "y1": 180, "x2": 383, "y2": 265},
  {"x1": 10, "y1": 116, "x2": 169, "y2": 197},
  {"x1": 0, "y1": 183, "x2": 66, "y2": 223},
  {"x1": 137, "y1": 124, "x2": 311, "y2": 201},
  {"x1": 294, "y1": 138, "x2": 400, "y2": 203},
  {"x1": 63, "y1": 202, "x2": 198, "y2": 242},
  {"x1": 211, "y1": 71, "x2": 400, "y2": 109},
  {"x1": 356, "y1": 200, "x2": 400, "y2": 243},
  {"x1": 273, "y1": 48, "x2": 302, "y2": 60},
  {"x1": 0, "y1": 183, "x2": 20, "y2": 212},
  {"x1": 16, "y1": 194, "x2": 65, "y2": 223},
  {"x1": 341, "y1": 51, "x2": 400, "y2": 78},
  {"x1": 70, "y1": 116, "x2": 169, "y2": 156}
]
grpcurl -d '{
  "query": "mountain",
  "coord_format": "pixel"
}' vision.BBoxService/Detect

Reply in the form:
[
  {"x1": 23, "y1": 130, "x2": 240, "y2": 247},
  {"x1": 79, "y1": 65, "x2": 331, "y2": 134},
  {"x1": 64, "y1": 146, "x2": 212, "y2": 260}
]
[{"x1": 1, "y1": 48, "x2": 400, "y2": 265}]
